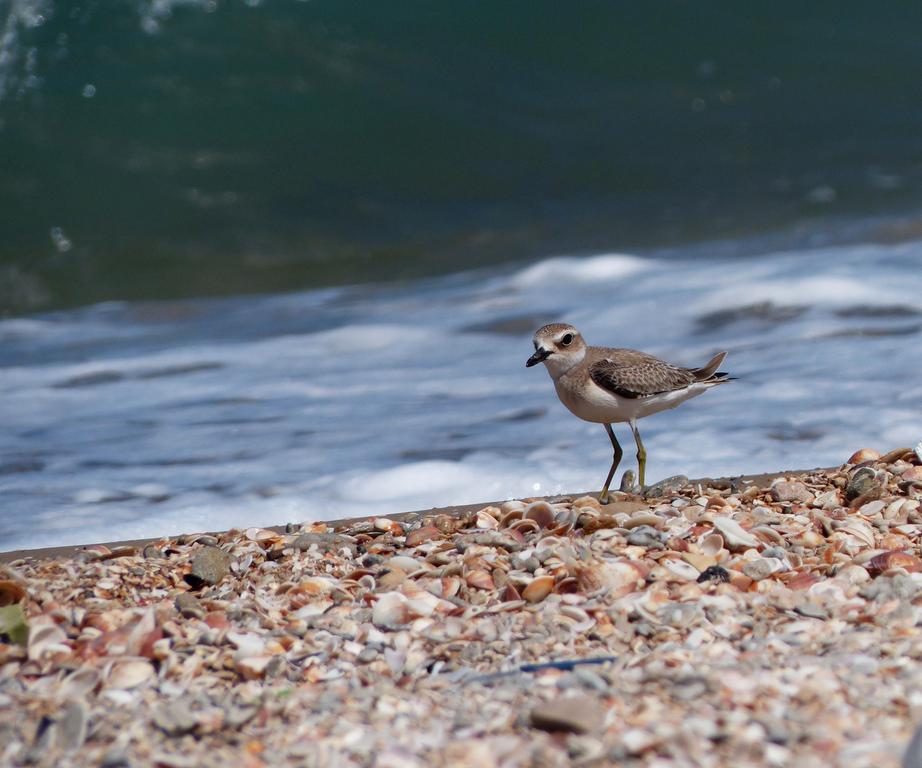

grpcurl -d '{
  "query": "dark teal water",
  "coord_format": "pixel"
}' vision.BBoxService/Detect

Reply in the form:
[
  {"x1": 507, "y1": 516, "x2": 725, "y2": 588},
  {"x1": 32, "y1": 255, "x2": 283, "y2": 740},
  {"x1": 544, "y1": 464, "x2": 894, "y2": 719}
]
[{"x1": 3, "y1": 1, "x2": 922, "y2": 314}]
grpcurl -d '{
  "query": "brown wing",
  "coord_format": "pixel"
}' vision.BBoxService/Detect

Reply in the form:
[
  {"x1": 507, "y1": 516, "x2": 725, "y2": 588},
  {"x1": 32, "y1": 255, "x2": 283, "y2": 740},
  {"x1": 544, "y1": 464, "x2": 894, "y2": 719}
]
[{"x1": 589, "y1": 352, "x2": 697, "y2": 399}]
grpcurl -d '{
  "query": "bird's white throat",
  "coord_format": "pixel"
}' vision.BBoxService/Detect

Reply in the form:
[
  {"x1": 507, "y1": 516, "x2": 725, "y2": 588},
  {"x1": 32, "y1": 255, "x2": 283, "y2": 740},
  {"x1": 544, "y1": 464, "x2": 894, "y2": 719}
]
[{"x1": 542, "y1": 347, "x2": 586, "y2": 380}]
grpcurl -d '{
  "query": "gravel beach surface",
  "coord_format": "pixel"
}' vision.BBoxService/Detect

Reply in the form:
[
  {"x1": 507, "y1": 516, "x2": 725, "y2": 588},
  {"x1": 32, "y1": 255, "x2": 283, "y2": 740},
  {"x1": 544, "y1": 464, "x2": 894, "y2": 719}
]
[{"x1": 3, "y1": 447, "x2": 922, "y2": 767}]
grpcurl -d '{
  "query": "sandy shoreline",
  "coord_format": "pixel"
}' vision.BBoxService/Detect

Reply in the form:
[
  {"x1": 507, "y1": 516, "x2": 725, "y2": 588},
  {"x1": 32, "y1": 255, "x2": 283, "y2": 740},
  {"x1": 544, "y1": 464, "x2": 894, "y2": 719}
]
[{"x1": 3, "y1": 451, "x2": 922, "y2": 767}]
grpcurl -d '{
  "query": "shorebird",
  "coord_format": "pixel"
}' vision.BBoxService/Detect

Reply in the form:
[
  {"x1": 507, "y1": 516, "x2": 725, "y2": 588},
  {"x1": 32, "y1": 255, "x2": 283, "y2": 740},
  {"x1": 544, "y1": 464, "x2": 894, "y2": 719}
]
[{"x1": 526, "y1": 323, "x2": 732, "y2": 502}]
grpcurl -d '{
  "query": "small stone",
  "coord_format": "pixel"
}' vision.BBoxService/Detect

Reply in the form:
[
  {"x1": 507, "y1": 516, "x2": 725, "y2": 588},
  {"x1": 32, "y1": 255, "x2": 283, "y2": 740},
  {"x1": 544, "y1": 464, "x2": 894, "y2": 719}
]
[
  {"x1": 696, "y1": 565, "x2": 730, "y2": 583},
  {"x1": 174, "y1": 592, "x2": 204, "y2": 618},
  {"x1": 770, "y1": 480, "x2": 814, "y2": 504},
  {"x1": 530, "y1": 695, "x2": 605, "y2": 733},
  {"x1": 294, "y1": 532, "x2": 356, "y2": 555},
  {"x1": 142, "y1": 545, "x2": 164, "y2": 559},
  {"x1": 153, "y1": 700, "x2": 197, "y2": 736},
  {"x1": 56, "y1": 700, "x2": 88, "y2": 751},
  {"x1": 185, "y1": 546, "x2": 231, "y2": 588},
  {"x1": 643, "y1": 475, "x2": 689, "y2": 499}
]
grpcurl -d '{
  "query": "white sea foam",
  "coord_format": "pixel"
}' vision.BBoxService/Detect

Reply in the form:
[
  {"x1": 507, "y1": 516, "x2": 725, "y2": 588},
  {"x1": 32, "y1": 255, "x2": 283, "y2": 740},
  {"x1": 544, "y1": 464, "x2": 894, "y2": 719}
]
[{"x1": 1, "y1": 237, "x2": 922, "y2": 550}]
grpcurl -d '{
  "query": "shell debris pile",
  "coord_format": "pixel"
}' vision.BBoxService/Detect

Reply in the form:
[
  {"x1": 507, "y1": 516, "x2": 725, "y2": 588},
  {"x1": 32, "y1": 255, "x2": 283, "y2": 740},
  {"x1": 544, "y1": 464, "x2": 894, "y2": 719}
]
[{"x1": 3, "y1": 447, "x2": 922, "y2": 766}]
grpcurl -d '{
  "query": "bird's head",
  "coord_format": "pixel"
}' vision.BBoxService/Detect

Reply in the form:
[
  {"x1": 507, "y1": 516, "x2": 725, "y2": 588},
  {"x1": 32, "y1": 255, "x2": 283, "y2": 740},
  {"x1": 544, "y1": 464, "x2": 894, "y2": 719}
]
[{"x1": 526, "y1": 323, "x2": 587, "y2": 378}]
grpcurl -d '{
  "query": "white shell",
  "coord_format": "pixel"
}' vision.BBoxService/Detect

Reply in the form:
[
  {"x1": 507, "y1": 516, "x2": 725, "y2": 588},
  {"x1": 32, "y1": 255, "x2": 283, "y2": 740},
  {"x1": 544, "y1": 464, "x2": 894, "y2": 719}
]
[{"x1": 106, "y1": 660, "x2": 154, "y2": 690}]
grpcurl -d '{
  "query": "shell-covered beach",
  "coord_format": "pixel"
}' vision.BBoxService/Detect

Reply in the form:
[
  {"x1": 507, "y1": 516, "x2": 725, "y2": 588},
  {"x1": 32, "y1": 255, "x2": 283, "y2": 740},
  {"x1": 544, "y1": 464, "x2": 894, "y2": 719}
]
[{"x1": 3, "y1": 447, "x2": 922, "y2": 767}]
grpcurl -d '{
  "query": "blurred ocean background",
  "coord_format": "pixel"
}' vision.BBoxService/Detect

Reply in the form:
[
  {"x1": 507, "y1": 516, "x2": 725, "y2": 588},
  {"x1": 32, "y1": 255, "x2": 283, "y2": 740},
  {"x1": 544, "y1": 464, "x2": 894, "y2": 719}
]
[{"x1": 2, "y1": 1, "x2": 922, "y2": 549}]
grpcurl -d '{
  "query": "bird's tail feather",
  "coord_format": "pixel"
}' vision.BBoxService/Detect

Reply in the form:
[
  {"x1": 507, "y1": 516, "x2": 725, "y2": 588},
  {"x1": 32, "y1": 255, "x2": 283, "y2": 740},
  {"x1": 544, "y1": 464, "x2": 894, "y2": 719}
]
[{"x1": 693, "y1": 351, "x2": 729, "y2": 381}]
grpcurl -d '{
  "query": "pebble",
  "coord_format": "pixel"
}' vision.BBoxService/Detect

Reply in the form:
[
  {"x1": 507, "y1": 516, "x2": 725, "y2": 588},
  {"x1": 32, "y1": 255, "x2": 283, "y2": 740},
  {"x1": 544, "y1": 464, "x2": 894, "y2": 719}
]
[
  {"x1": 185, "y1": 546, "x2": 230, "y2": 587},
  {"x1": 643, "y1": 475, "x2": 689, "y2": 499},
  {"x1": 529, "y1": 695, "x2": 606, "y2": 733},
  {"x1": 174, "y1": 592, "x2": 204, "y2": 618},
  {"x1": 294, "y1": 531, "x2": 356, "y2": 555},
  {"x1": 770, "y1": 480, "x2": 814, "y2": 503}
]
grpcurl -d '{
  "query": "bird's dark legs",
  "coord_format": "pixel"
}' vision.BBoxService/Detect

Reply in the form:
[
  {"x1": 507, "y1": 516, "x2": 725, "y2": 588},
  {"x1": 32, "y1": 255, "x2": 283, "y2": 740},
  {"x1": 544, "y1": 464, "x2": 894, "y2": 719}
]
[
  {"x1": 629, "y1": 419, "x2": 646, "y2": 490},
  {"x1": 598, "y1": 423, "x2": 622, "y2": 504}
]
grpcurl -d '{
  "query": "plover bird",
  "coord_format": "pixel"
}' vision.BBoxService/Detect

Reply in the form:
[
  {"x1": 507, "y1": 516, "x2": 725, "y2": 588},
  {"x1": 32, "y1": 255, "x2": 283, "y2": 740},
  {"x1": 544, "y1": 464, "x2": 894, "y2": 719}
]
[{"x1": 526, "y1": 323, "x2": 732, "y2": 502}]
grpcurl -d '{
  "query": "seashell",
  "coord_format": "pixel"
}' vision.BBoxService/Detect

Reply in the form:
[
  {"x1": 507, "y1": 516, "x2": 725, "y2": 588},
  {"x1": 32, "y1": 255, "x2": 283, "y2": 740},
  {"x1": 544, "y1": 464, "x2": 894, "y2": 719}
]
[
  {"x1": 783, "y1": 571, "x2": 820, "y2": 590},
  {"x1": 374, "y1": 517, "x2": 405, "y2": 535},
  {"x1": 903, "y1": 466, "x2": 922, "y2": 483},
  {"x1": 376, "y1": 568, "x2": 407, "y2": 590},
  {"x1": 344, "y1": 568, "x2": 376, "y2": 581},
  {"x1": 297, "y1": 576, "x2": 336, "y2": 595},
  {"x1": 836, "y1": 564, "x2": 870, "y2": 584},
  {"x1": 294, "y1": 600, "x2": 334, "y2": 619},
  {"x1": 836, "y1": 520, "x2": 876, "y2": 549},
  {"x1": 245, "y1": 527, "x2": 279, "y2": 544},
  {"x1": 440, "y1": 576, "x2": 461, "y2": 598},
  {"x1": 682, "y1": 552, "x2": 715, "y2": 572},
  {"x1": 547, "y1": 509, "x2": 577, "y2": 535},
  {"x1": 811, "y1": 490, "x2": 841, "y2": 510},
  {"x1": 465, "y1": 569, "x2": 495, "y2": 590},
  {"x1": 384, "y1": 556, "x2": 426, "y2": 573},
  {"x1": 663, "y1": 559, "x2": 701, "y2": 581},
  {"x1": 499, "y1": 508, "x2": 524, "y2": 527},
  {"x1": 793, "y1": 529, "x2": 825, "y2": 548},
  {"x1": 372, "y1": 593, "x2": 412, "y2": 627},
  {"x1": 228, "y1": 631, "x2": 266, "y2": 657},
  {"x1": 524, "y1": 501, "x2": 555, "y2": 529},
  {"x1": 534, "y1": 536, "x2": 563, "y2": 559},
  {"x1": 847, "y1": 448, "x2": 880, "y2": 465},
  {"x1": 867, "y1": 550, "x2": 922, "y2": 576},
  {"x1": 742, "y1": 557, "x2": 784, "y2": 581},
  {"x1": 751, "y1": 526, "x2": 784, "y2": 545},
  {"x1": 106, "y1": 660, "x2": 154, "y2": 690},
  {"x1": 61, "y1": 667, "x2": 101, "y2": 698},
  {"x1": 236, "y1": 655, "x2": 272, "y2": 680},
  {"x1": 699, "y1": 533, "x2": 724, "y2": 558},
  {"x1": 503, "y1": 583, "x2": 521, "y2": 601},
  {"x1": 623, "y1": 514, "x2": 662, "y2": 530},
  {"x1": 27, "y1": 623, "x2": 70, "y2": 661},
  {"x1": 573, "y1": 496, "x2": 602, "y2": 512},
  {"x1": 405, "y1": 526, "x2": 441, "y2": 547},
  {"x1": 558, "y1": 606, "x2": 595, "y2": 632},
  {"x1": 576, "y1": 561, "x2": 646, "y2": 596},
  {"x1": 0, "y1": 580, "x2": 27, "y2": 607},
  {"x1": 554, "y1": 577, "x2": 580, "y2": 594},
  {"x1": 522, "y1": 575, "x2": 555, "y2": 603},
  {"x1": 475, "y1": 509, "x2": 500, "y2": 530},
  {"x1": 712, "y1": 517, "x2": 759, "y2": 550},
  {"x1": 879, "y1": 446, "x2": 913, "y2": 464},
  {"x1": 509, "y1": 518, "x2": 540, "y2": 535},
  {"x1": 402, "y1": 581, "x2": 444, "y2": 617},
  {"x1": 880, "y1": 532, "x2": 912, "y2": 551},
  {"x1": 500, "y1": 500, "x2": 526, "y2": 514}
]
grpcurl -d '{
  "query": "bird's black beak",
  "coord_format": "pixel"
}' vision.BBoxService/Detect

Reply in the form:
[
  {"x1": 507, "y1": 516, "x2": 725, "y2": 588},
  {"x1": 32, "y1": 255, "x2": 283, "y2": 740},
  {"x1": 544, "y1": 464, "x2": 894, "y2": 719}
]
[{"x1": 526, "y1": 348, "x2": 551, "y2": 367}]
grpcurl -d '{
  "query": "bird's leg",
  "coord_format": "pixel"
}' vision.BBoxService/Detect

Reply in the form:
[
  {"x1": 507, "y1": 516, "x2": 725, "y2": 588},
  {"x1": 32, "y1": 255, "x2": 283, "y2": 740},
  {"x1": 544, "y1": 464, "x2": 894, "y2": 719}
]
[
  {"x1": 629, "y1": 419, "x2": 646, "y2": 491},
  {"x1": 598, "y1": 423, "x2": 622, "y2": 504}
]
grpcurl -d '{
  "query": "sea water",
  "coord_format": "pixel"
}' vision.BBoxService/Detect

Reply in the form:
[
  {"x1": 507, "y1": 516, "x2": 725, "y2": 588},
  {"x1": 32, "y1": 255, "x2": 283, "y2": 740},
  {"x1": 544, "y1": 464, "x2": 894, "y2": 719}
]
[{"x1": 2, "y1": 234, "x2": 921, "y2": 550}]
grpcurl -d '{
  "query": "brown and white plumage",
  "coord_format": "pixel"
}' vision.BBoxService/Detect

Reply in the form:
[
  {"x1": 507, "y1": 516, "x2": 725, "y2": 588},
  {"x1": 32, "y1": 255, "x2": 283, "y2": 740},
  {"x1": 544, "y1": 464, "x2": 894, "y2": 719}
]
[{"x1": 526, "y1": 323, "x2": 732, "y2": 500}]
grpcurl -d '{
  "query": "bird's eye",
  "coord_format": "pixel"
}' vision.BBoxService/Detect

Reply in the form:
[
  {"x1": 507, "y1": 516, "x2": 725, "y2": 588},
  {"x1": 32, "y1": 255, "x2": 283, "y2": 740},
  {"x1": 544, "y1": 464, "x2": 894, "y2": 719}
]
[{"x1": 561, "y1": 333, "x2": 574, "y2": 346}]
